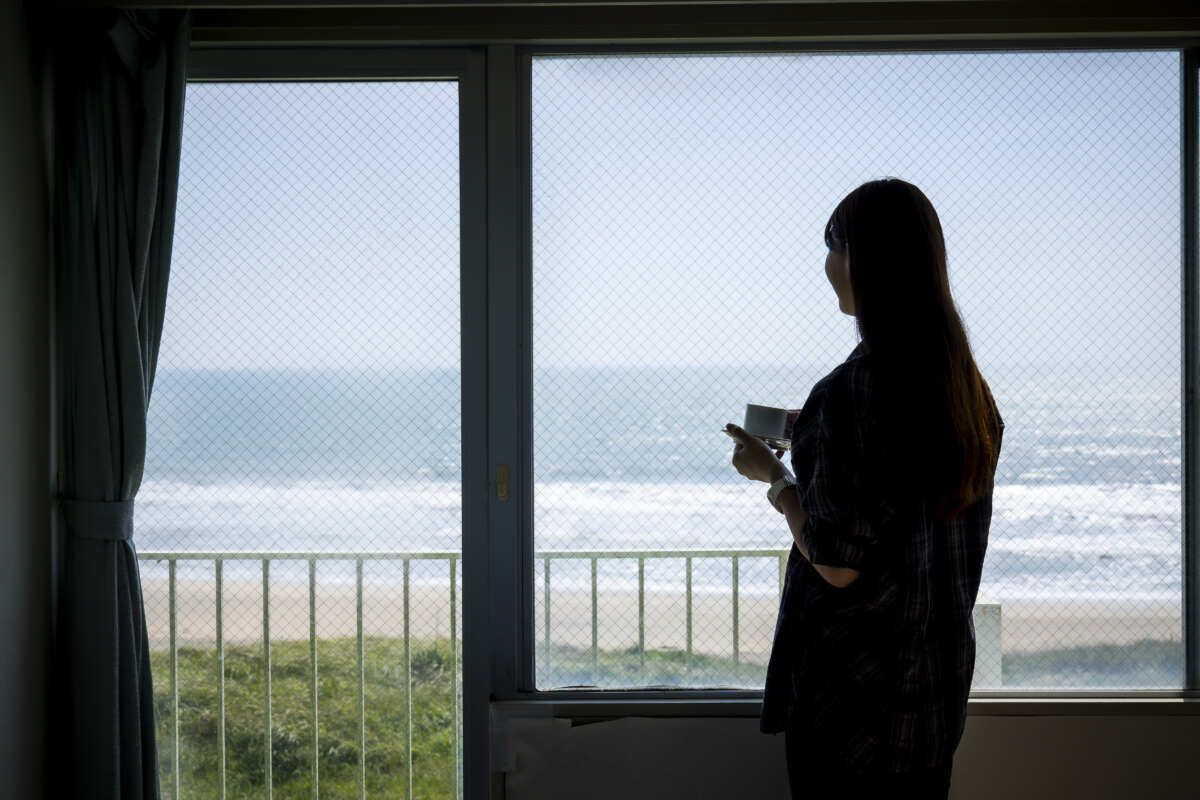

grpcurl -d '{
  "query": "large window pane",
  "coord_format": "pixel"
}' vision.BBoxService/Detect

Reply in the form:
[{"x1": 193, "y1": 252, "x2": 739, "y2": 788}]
[
  {"x1": 139, "y1": 82, "x2": 464, "y2": 798},
  {"x1": 531, "y1": 51, "x2": 1181, "y2": 691}
]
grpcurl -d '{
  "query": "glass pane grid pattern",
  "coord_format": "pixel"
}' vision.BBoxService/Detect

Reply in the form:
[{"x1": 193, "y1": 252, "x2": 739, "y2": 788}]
[
  {"x1": 138, "y1": 81, "x2": 464, "y2": 799},
  {"x1": 531, "y1": 51, "x2": 1182, "y2": 692}
]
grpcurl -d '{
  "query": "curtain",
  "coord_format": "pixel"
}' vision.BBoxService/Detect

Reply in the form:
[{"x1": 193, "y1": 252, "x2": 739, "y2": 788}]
[{"x1": 54, "y1": 10, "x2": 190, "y2": 799}]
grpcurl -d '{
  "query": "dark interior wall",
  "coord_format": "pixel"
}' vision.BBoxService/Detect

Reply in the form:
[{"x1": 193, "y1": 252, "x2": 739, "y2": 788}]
[
  {"x1": 0, "y1": 0, "x2": 49, "y2": 797},
  {"x1": 5, "y1": 3, "x2": 1198, "y2": 798},
  {"x1": 498, "y1": 714, "x2": 1200, "y2": 799},
  {"x1": 39, "y1": 1, "x2": 1200, "y2": 44}
]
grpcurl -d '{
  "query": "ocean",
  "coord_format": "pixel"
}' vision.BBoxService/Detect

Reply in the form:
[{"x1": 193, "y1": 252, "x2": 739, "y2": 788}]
[{"x1": 137, "y1": 363, "x2": 1182, "y2": 603}]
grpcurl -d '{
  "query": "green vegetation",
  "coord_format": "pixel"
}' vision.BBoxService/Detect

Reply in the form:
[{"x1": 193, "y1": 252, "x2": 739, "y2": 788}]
[
  {"x1": 151, "y1": 638, "x2": 763, "y2": 800},
  {"x1": 1002, "y1": 639, "x2": 1182, "y2": 688},
  {"x1": 153, "y1": 636, "x2": 461, "y2": 800},
  {"x1": 152, "y1": 636, "x2": 1183, "y2": 798}
]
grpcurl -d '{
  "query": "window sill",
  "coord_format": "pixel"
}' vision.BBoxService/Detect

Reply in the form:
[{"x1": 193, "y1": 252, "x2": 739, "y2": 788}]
[{"x1": 491, "y1": 692, "x2": 1200, "y2": 722}]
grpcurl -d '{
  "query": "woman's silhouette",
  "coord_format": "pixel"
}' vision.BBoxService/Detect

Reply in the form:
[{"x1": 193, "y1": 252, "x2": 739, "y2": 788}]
[{"x1": 726, "y1": 178, "x2": 1004, "y2": 799}]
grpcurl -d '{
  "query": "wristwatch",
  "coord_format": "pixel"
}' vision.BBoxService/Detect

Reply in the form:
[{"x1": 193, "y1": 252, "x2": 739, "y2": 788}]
[{"x1": 767, "y1": 472, "x2": 797, "y2": 513}]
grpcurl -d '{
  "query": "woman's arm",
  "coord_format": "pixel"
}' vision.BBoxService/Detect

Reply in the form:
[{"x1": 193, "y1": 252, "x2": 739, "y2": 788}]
[
  {"x1": 776, "y1": 482, "x2": 861, "y2": 589},
  {"x1": 726, "y1": 422, "x2": 860, "y2": 589}
]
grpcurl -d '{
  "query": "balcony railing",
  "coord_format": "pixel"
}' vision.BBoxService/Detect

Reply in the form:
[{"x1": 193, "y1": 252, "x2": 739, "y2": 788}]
[{"x1": 138, "y1": 548, "x2": 1002, "y2": 799}]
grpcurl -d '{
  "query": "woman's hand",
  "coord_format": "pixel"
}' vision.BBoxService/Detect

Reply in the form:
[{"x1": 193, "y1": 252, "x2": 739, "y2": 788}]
[{"x1": 725, "y1": 423, "x2": 788, "y2": 484}]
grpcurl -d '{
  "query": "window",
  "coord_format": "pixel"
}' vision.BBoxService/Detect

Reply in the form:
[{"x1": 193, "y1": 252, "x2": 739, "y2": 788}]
[
  {"x1": 139, "y1": 78, "x2": 466, "y2": 798},
  {"x1": 132, "y1": 40, "x2": 1197, "y2": 800},
  {"x1": 530, "y1": 51, "x2": 1182, "y2": 690}
]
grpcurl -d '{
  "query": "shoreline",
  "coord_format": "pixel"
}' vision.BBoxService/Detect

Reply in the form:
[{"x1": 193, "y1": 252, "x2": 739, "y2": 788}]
[{"x1": 140, "y1": 577, "x2": 1181, "y2": 656}]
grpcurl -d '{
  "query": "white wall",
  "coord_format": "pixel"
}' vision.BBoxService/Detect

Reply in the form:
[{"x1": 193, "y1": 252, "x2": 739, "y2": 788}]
[
  {"x1": 0, "y1": 0, "x2": 49, "y2": 796},
  {"x1": 499, "y1": 712, "x2": 1200, "y2": 799}
]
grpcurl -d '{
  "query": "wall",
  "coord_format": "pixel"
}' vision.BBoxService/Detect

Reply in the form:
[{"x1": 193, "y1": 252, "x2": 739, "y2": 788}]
[
  {"x1": 0, "y1": 4, "x2": 1196, "y2": 799},
  {"x1": 499, "y1": 712, "x2": 1200, "y2": 799},
  {"x1": 0, "y1": 0, "x2": 49, "y2": 796}
]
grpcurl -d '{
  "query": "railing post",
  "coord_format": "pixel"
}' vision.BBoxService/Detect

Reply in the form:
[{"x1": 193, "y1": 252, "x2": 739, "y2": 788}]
[
  {"x1": 404, "y1": 558, "x2": 412, "y2": 800},
  {"x1": 591, "y1": 557, "x2": 599, "y2": 683},
  {"x1": 263, "y1": 559, "x2": 272, "y2": 800},
  {"x1": 638, "y1": 556, "x2": 645, "y2": 677},
  {"x1": 544, "y1": 556, "x2": 550, "y2": 680},
  {"x1": 216, "y1": 558, "x2": 226, "y2": 800},
  {"x1": 732, "y1": 556, "x2": 739, "y2": 668},
  {"x1": 169, "y1": 559, "x2": 179, "y2": 800},
  {"x1": 309, "y1": 559, "x2": 318, "y2": 800},
  {"x1": 686, "y1": 556, "x2": 693, "y2": 677},
  {"x1": 451, "y1": 556, "x2": 460, "y2": 800},
  {"x1": 356, "y1": 559, "x2": 365, "y2": 800}
]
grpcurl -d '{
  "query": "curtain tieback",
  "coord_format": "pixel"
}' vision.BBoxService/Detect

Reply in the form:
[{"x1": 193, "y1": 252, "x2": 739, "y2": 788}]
[{"x1": 60, "y1": 498, "x2": 135, "y2": 541}]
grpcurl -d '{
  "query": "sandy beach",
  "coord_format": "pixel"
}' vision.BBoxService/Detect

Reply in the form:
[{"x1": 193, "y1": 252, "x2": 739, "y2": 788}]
[{"x1": 140, "y1": 576, "x2": 1181, "y2": 659}]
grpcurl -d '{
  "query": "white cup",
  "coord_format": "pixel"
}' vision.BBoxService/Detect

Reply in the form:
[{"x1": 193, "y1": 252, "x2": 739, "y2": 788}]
[{"x1": 743, "y1": 404, "x2": 789, "y2": 443}]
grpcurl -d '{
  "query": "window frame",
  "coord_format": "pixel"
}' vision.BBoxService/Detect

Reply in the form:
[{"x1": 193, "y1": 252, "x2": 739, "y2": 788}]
[
  {"x1": 503, "y1": 40, "x2": 1200, "y2": 706},
  {"x1": 181, "y1": 41, "x2": 1200, "y2": 796},
  {"x1": 187, "y1": 44, "x2": 494, "y2": 800}
]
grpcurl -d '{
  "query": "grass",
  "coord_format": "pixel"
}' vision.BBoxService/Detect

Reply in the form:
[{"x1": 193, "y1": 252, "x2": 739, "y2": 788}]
[
  {"x1": 151, "y1": 636, "x2": 1184, "y2": 798},
  {"x1": 1001, "y1": 639, "x2": 1182, "y2": 688},
  {"x1": 152, "y1": 637, "x2": 762, "y2": 800},
  {"x1": 154, "y1": 636, "x2": 460, "y2": 800}
]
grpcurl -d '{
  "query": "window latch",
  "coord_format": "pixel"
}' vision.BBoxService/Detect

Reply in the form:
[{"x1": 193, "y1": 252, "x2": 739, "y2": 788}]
[{"x1": 497, "y1": 464, "x2": 510, "y2": 502}]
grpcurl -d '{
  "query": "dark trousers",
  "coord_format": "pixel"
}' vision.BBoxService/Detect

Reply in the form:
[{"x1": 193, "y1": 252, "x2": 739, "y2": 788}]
[{"x1": 785, "y1": 723, "x2": 953, "y2": 799}]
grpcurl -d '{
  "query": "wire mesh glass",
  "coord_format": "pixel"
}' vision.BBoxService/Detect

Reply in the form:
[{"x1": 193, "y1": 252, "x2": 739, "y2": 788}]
[
  {"x1": 530, "y1": 51, "x2": 1183, "y2": 692},
  {"x1": 138, "y1": 81, "x2": 464, "y2": 799}
]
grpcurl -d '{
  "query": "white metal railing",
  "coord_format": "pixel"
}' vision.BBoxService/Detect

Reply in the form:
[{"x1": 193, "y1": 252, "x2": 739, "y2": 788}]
[
  {"x1": 139, "y1": 548, "x2": 1001, "y2": 799},
  {"x1": 533, "y1": 548, "x2": 793, "y2": 680},
  {"x1": 142, "y1": 550, "x2": 459, "y2": 800}
]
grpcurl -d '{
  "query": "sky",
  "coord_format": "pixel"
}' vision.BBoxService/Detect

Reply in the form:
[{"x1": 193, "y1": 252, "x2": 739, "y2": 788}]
[{"x1": 163, "y1": 50, "x2": 1182, "y2": 381}]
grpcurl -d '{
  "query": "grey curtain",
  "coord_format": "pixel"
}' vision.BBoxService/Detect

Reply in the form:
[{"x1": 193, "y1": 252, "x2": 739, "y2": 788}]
[{"x1": 54, "y1": 10, "x2": 190, "y2": 799}]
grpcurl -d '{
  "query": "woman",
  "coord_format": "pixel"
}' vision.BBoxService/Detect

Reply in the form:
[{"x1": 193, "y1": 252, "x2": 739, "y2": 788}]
[{"x1": 725, "y1": 178, "x2": 1004, "y2": 799}]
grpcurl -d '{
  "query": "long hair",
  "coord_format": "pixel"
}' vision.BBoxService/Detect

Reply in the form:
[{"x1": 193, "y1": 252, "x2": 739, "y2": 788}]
[{"x1": 824, "y1": 178, "x2": 1002, "y2": 522}]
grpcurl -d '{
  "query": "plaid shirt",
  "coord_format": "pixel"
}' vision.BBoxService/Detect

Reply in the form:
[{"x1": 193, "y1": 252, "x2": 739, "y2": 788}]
[{"x1": 759, "y1": 342, "x2": 1004, "y2": 774}]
